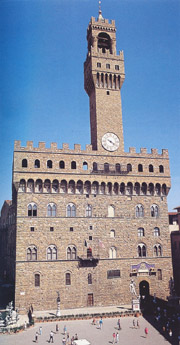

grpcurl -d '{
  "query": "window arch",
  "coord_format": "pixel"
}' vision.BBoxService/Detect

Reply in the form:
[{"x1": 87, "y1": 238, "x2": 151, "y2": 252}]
[
  {"x1": 159, "y1": 165, "x2": 164, "y2": 173},
  {"x1": 107, "y1": 182, "x2": 112, "y2": 195},
  {"x1": 149, "y1": 183, "x2": 154, "y2": 195},
  {"x1": 151, "y1": 204, "x2": 159, "y2": 217},
  {"x1": 44, "y1": 179, "x2": 51, "y2": 193},
  {"x1": 35, "y1": 273, "x2": 40, "y2": 287},
  {"x1": 155, "y1": 183, "x2": 161, "y2": 196},
  {"x1": 52, "y1": 180, "x2": 59, "y2": 193},
  {"x1": 22, "y1": 159, "x2": 28, "y2": 168},
  {"x1": 98, "y1": 32, "x2": 111, "y2": 53},
  {"x1": 47, "y1": 160, "x2": 52, "y2": 168},
  {"x1": 27, "y1": 179, "x2": 34, "y2": 193},
  {"x1": 134, "y1": 182, "x2": 140, "y2": 195},
  {"x1": 135, "y1": 204, "x2": 144, "y2": 218},
  {"x1": 59, "y1": 160, "x2": 65, "y2": 169},
  {"x1": 104, "y1": 163, "x2": 109, "y2": 172},
  {"x1": 138, "y1": 228, "x2": 145, "y2": 237},
  {"x1": 88, "y1": 273, "x2": 92, "y2": 285},
  {"x1": 86, "y1": 204, "x2": 92, "y2": 217},
  {"x1": 149, "y1": 164, "x2": 154, "y2": 172},
  {"x1": 108, "y1": 205, "x2": 115, "y2": 217},
  {"x1": 27, "y1": 246, "x2": 37, "y2": 261},
  {"x1": 127, "y1": 163, "x2": 132, "y2": 172},
  {"x1": 67, "y1": 246, "x2": 77, "y2": 260},
  {"x1": 127, "y1": 182, "x2": 133, "y2": 195},
  {"x1": 65, "y1": 272, "x2": 71, "y2": 285},
  {"x1": 47, "y1": 203, "x2": 56, "y2": 217},
  {"x1": 138, "y1": 244, "x2": 146, "y2": 257},
  {"x1": 35, "y1": 179, "x2": 43, "y2": 193},
  {"x1": 69, "y1": 180, "x2": 75, "y2": 194},
  {"x1": 19, "y1": 179, "x2": 26, "y2": 192},
  {"x1": 47, "y1": 245, "x2": 57, "y2": 260},
  {"x1": 109, "y1": 247, "x2": 116, "y2": 259},
  {"x1": 83, "y1": 162, "x2": 88, "y2": 170},
  {"x1": 92, "y1": 181, "x2": 99, "y2": 194},
  {"x1": 93, "y1": 162, "x2": 98, "y2": 171},
  {"x1": 34, "y1": 159, "x2": 40, "y2": 168},
  {"x1": 154, "y1": 227, "x2": 160, "y2": 237},
  {"x1": 67, "y1": 203, "x2": 76, "y2": 217},
  {"x1": 120, "y1": 182, "x2": 125, "y2": 195},
  {"x1": 100, "y1": 182, "x2": 105, "y2": 194},
  {"x1": 141, "y1": 182, "x2": 147, "y2": 195},
  {"x1": 71, "y1": 161, "x2": 76, "y2": 169},
  {"x1": 162, "y1": 184, "x2": 167, "y2": 195},
  {"x1": 76, "y1": 180, "x2": 83, "y2": 194},
  {"x1": 113, "y1": 183, "x2": 118, "y2": 195},
  {"x1": 115, "y1": 163, "x2": 120, "y2": 172},
  {"x1": 153, "y1": 244, "x2": 162, "y2": 257},
  {"x1": 84, "y1": 181, "x2": 91, "y2": 194},
  {"x1": 28, "y1": 203, "x2": 37, "y2": 217},
  {"x1": 60, "y1": 180, "x2": 67, "y2": 193},
  {"x1": 138, "y1": 164, "x2": 143, "y2": 172},
  {"x1": 110, "y1": 229, "x2": 115, "y2": 238}
]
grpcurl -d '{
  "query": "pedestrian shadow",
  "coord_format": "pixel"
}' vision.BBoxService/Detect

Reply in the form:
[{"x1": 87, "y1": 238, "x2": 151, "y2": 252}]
[{"x1": 140, "y1": 336, "x2": 146, "y2": 338}]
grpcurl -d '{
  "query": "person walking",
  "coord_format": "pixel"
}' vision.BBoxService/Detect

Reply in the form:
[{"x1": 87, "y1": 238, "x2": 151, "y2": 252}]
[
  {"x1": 64, "y1": 325, "x2": 67, "y2": 335},
  {"x1": 49, "y1": 330, "x2": 54, "y2": 343},
  {"x1": 56, "y1": 323, "x2": 59, "y2": 333},
  {"x1": 133, "y1": 319, "x2": 136, "y2": 328},
  {"x1": 117, "y1": 318, "x2": 121, "y2": 330},
  {"x1": 145, "y1": 327, "x2": 148, "y2": 337},
  {"x1": 62, "y1": 336, "x2": 66, "y2": 345},
  {"x1": 35, "y1": 331, "x2": 38, "y2": 343},
  {"x1": 137, "y1": 319, "x2": 140, "y2": 328},
  {"x1": 39, "y1": 326, "x2": 42, "y2": 335},
  {"x1": 116, "y1": 332, "x2": 119, "y2": 343},
  {"x1": 99, "y1": 317, "x2": 103, "y2": 329},
  {"x1": 112, "y1": 332, "x2": 116, "y2": 344}
]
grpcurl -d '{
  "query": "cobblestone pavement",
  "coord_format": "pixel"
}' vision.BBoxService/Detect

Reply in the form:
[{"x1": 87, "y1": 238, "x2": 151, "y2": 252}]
[{"x1": 0, "y1": 316, "x2": 176, "y2": 345}]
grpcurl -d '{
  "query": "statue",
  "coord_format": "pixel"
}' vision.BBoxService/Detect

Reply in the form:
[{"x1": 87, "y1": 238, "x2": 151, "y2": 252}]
[{"x1": 130, "y1": 279, "x2": 137, "y2": 298}]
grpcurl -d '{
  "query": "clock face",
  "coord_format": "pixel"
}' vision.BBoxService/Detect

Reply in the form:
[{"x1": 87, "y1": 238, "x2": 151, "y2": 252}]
[{"x1": 102, "y1": 132, "x2": 120, "y2": 151}]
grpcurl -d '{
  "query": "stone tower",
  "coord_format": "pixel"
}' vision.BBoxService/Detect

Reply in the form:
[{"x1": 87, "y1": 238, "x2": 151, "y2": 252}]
[{"x1": 84, "y1": 9, "x2": 125, "y2": 152}]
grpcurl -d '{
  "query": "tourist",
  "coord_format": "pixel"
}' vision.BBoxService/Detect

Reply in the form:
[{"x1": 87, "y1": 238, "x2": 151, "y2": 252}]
[
  {"x1": 112, "y1": 332, "x2": 116, "y2": 344},
  {"x1": 62, "y1": 336, "x2": 66, "y2": 345},
  {"x1": 49, "y1": 330, "x2": 54, "y2": 343},
  {"x1": 137, "y1": 319, "x2": 140, "y2": 328},
  {"x1": 74, "y1": 333, "x2": 78, "y2": 340},
  {"x1": 145, "y1": 327, "x2": 148, "y2": 337},
  {"x1": 35, "y1": 331, "x2": 38, "y2": 343},
  {"x1": 56, "y1": 323, "x2": 59, "y2": 333},
  {"x1": 39, "y1": 326, "x2": 42, "y2": 335},
  {"x1": 24, "y1": 321, "x2": 27, "y2": 330},
  {"x1": 117, "y1": 318, "x2": 121, "y2": 330},
  {"x1": 116, "y1": 332, "x2": 119, "y2": 343},
  {"x1": 99, "y1": 317, "x2": 103, "y2": 329},
  {"x1": 64, "y1": 325, "x2": 67, "y2": 335},
  {"x1": 133, "y1": 319, "x2": 136, "y2": 328}
]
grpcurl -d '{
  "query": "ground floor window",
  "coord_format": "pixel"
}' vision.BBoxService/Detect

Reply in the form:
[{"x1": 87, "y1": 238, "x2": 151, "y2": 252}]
[{"x1": 107, "y1": 270, "x2": 120, "y2": 279}]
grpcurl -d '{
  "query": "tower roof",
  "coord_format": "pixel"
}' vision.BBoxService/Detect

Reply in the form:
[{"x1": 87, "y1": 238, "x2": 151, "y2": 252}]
[{"x1": 98, "y1": 0, "x2": 104, "y2": 21}]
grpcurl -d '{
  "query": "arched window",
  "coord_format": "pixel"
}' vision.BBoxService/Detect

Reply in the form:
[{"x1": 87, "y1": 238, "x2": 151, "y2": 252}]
[
  {"x1": 86, "y1": 204, "x2": 92, "y2": 217},
  {"x1": 155, "y1": 183, "x2": 161, "y2": 196},
  {"x1": 76, "y1": 180, "x2": 83, "y2": 194},
  {"x1": 66, "y1": 273, "x2": 71, "y2": 285},
  {"x1": 138, "y1": 228, "x2": 145, "y2": 237},
  {"x1": 83, "y1": 162, "x2": 88, "y2": 170},
  {"x1": 141, "y1": 183, "x2": 147, "y2": 195},
  {"x1": 93, "y1": 162, "x2": 98, "y2": 171},
  {"x1": 22, "y1": 159, "x2": 28, "y2": 168},
  {"x1": 127, "y1": 182, "x2": 133, "y2": 195},
  {"x1": 120, "y1": 183, "x2": 125, "y2": 195},
  {"x1": 47, "y1": 203, "x2": 56, "y2": 217},
  {"x1": 27, "y1": 179, "x2": 34, "y2": 193},
  {"x1": 59, "y1": 160, "x2": 65, "y2": 169},
  {"x1": 67, "y1": 246, "x2": 77, "y2": 260},
  {"x1": 149, "y1": 164, "x2": 154, "y2": 172},
  {"x1": 149, "y1": 183, "x2": 154, "y2": 195},
  {"x1": 69, "y1": 180, "x2": 75, "y2": 194},
  {"x1": 47, "y1": 245, "x2": 57, "y2": 260},
  {"x1": 138, "y1": 164, "x2": 143, "y2": 172},
  {"x1": 127, "y1": 163, "x2": 132, "y2": 172},
  {"x1": 154, "y1": 227, "x2": 160, "y2": 237},
  {"x1": 67, "y1": 203, "x2": 76, "y2": 217},
  {"x1": 159, "y1": 165, "x2": 164, "y2": 173},
  {"x1": 154, "y1": 244, "x2": 162, "y2": 257},
  {"x1": 138, "y1": 244, "x2": 146, "y2": 257},
  {"x1": 135, "y1": 204, "x2": 144, "y2": 218},
  {"x1": 35, "y1": 273, "x2": 40, "y2": 287},
  {"x1": 108, "y1": 205, "x2": 115, "y2": 217},
  {"x1": 162, "y1": 184, "x2": 167, "y2": 195},
  {"x1": 107, "y1": 182, "x2": 112, "y2": 195},
  {"x1": 19, "y1": 179, "x2": 26, "y2": 192},
  {"x1": 27, "y1": 246, "x2": 37, "y2": 261},
  {"x1": 92, "y1": 181, "x2": 99, "y2": 194},
  {"x1": 134, "y1": 182, "x2": 140, "y2": 195},
  {"x1": 28, "y1": 203, "x2": 37, "y2": 217},
  {"x1": 98, "y1": 32, "x2": 111, "y2": 53},
  {"x1": 113, "y1": 183, "x2": 118, "y2": 195},
  {"x1": 35, "y1": 179, "x2": 42, "y2": 193},
  {"x1": 44, "y1": 179, "x2": 51, "y2": 193},
  {"x1": 47, "y1": 160, "x2": 52, "y2": 168},
  {"x1": 60, "y1": 180, "x2": 67, "y2": 193},
  {"x1": 84, "y1": 181, "x2": 91, "y2": 194},
  {"x1": 110, "y1": 230, "x2": 115, "y2": 238},
  {"x1": 100, "y1": 182, "x2": 105, "y2": 194},
  {"x1": 151, "y1": 204, "x2": 159, "y2": 217},
  {"x1": 71, "y1": 161, "x2": 76, "y2": 169},
  {"x1": 88, "y1": 273, "x2": 92, "y2": 285},
  {"x1": 34, "y1": 159, "x2": 40, "y2": 168},
  {"x1": 109, "y1": 247, "x2": 116, "y2": 259},
  {"x1": 52, "y1": 180, "x2": 59, "y2": 193},
  {"x1": 104, "y1": 163, "x2": 109, "y2": 172}
]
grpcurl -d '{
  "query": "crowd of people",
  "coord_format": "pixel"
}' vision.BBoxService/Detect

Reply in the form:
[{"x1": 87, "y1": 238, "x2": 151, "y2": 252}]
[{"x1": 34, "y1": 324, "x2": 79, "y2": 344}]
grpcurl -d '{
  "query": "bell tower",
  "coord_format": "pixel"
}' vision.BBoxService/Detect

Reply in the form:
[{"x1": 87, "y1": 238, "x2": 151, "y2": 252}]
[{"x1": 84, "y1": 7, "x2": 125, "y2": 152}]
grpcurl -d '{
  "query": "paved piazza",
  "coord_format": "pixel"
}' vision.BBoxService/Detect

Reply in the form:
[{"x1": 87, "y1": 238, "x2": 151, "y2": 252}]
[{"x1": 0, "y1": 316, "x2": 174, "y2": 345}]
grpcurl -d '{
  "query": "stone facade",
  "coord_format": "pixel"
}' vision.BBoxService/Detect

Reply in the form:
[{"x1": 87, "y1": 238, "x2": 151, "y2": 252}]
[{"x1": 7, "y1": 11, "x2": 173, "y2": 313}]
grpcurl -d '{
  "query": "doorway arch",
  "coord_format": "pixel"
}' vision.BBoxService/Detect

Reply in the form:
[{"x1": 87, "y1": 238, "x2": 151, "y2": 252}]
[{"x1": 139, "y1": 280, "x2": 149, "y2": 298}]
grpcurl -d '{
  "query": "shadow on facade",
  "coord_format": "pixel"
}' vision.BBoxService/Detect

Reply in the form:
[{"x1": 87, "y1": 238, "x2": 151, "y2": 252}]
[
  {"x1": 141, "y1": 294, "x2": 179, "y2": 345},
  {"x1": 0, "y1": 283, "x2": 14, "y2": 309}
]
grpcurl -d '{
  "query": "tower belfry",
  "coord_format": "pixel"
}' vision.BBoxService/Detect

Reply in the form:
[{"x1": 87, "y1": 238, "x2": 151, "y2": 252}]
[{"x1": 84, "y1": 10, "x2": 125, "y2": 152}]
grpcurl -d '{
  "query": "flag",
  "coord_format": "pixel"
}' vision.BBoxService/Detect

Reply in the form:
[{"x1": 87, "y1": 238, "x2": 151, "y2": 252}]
[{"x1": 98, "y1": 239, "x2": 105, "y2": 248}]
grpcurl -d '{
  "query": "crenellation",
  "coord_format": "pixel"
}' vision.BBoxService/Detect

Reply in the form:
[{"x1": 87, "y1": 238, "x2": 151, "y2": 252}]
[
  {"x1": 74, "y1": 144, "x2": 81, "y2": 152},
  {"x1": 26, "y1": 141, "x2": 33, "y2": 150},
  {"x1": 14, "y1": 140, "x2": 21, "y2": 149},
  {"x1": 62, "y1": 143, "x2": 69, "y2": 150},
  {"x1": 151, "y1": 148, "x2": 158, "y2": 155},
  {"x1": 140, "y1": 148, "x2": 147, "y2": 154},
  {"x1": 50, "y1": 142, "x2": 58, "y2": 150},
  {"x1": 38, "y1": 142, "x2": 46, "y2": 149},
  {"x1": 129, "y1": 147, "x2": 136, "y2": 154}
]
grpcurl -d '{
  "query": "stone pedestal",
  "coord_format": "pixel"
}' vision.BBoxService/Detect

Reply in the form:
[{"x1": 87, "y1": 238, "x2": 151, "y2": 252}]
[{"x1": 132, "y1": 298, "x2": 140, "y2": 312}]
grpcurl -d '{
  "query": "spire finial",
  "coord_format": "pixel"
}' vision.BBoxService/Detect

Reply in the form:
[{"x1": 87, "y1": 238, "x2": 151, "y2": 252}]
[{"x1": 98, "y1": 0, "x2": 103, "y2": 21}]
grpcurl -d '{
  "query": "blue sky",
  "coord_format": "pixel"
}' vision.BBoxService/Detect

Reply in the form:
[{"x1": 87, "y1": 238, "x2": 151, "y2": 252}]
[{"x1": 0, "y1": 0, "x2": 179, "y2": 212}]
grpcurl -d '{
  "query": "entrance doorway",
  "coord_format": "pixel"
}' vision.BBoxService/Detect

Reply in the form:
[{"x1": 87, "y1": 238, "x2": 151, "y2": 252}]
[
  {"x1": 139, "y1": 280, "x2": 149, "y2": 298},
  {"x1": 87, "y1": 293, "x2": 94, "y2": 307}
]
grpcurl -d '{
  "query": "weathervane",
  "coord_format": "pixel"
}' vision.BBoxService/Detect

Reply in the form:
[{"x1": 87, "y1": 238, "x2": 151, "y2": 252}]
[{"x1": 98, "y1": 0, "x2": 103, "y2": 20}]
